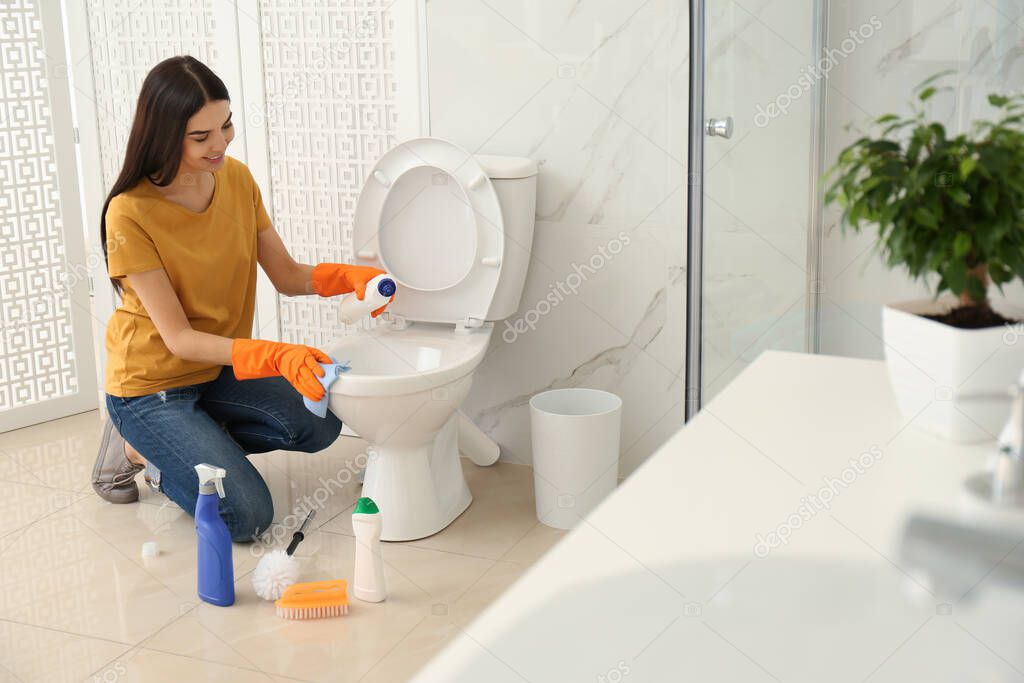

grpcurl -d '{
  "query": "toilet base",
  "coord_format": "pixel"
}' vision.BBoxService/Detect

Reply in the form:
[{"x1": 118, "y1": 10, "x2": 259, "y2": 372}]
[{"x1": 360, "y1": 413, "x2": 472, "y2": 541}]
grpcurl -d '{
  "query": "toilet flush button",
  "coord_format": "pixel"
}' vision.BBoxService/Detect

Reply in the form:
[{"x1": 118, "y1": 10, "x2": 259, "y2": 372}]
[{"x1": 372, "y1": 170, "x2": 391, "y2": 187}]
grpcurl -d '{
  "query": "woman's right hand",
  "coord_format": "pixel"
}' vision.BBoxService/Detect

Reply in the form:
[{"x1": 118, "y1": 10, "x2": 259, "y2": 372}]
[{"x1": 231, "y1": 338, "x2": 332, "y2": 402}]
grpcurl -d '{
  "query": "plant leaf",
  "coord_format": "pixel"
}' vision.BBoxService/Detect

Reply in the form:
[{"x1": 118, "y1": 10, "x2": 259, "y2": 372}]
[
  {"x1": 966, "y1": 273, "x2": 987, "y2": 302},
  {"x1": 913, "y1": 207, "x2": 939, "y2": 230},
  {"x1": 953, "y1": 232, "x2": 972, "y2": 257},
  {"x1": 949, "y1": 188, "x2": 971, "y2": 206},
  {"x1": 959, "y1": 157, "x2": 977, "y2": 180},
  {"x1": 944, "y1": 260, "x2": 967, "y2": 295}
]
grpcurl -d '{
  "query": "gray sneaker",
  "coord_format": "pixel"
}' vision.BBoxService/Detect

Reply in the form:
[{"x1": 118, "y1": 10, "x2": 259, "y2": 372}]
[{"x1": 92, "y1": 418, "x2": 144, "y2": 503}]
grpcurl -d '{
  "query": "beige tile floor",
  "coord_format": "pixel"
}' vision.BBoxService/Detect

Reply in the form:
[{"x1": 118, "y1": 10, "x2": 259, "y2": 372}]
[{"x1": 0, "y1": 410, "x2": 566, "y2": 683}]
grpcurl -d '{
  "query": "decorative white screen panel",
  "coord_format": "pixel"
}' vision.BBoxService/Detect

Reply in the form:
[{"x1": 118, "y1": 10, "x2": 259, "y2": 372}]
[
  {"x1": 256, "y1": 1, "x2": 399, "y2": 349},
  {"x1": 0, "y1": 1, "x2": 79, "y2": 410},
  {"x1": 84, "y1": 0, "x2": 220, "y2": 194},
  {"x1": 73, "y1": 0, "x2": 221, "y2": 419}
]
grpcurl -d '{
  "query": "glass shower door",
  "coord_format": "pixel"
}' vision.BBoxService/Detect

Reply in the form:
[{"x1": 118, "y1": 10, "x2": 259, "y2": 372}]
[{"x1": 686, "y1": 0, "x2": 823, "y2": 414}]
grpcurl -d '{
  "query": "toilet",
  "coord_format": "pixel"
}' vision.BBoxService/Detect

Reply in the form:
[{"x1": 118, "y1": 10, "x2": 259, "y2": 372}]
[{"x1": 326, "y1": 137, "x2": 537, "y2": 541}]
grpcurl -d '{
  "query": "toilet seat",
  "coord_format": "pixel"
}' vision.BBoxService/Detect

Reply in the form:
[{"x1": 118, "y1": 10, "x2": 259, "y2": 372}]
[
  {"x1": 351, "y1": 138, "x2": 505, "y2": 326},
  {"x1": 329, "y1": 323, "x2": 492, "y2": 397}
]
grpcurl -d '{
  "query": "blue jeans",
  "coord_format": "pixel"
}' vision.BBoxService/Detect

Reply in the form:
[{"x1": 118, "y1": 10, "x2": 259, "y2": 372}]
[{"x1": 106, "y1": 366, "x2": 342, "y2": 542}]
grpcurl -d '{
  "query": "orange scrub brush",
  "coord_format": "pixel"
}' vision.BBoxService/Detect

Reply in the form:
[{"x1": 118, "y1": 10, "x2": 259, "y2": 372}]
[{"x1": 275, "y1": 579, "x2": 350, "y2": 619}]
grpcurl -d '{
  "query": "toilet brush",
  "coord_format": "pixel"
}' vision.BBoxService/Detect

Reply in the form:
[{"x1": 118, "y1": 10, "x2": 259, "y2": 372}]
[{"x1": 252, "y1": 510, "x2": 316, "y2": 601}]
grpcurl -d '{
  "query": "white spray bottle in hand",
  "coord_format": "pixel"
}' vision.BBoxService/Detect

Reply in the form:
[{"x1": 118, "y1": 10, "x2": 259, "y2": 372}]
[
  {"x1": 351, "y1": 497, "x2": 386, "y2": 602},
  {"x1": 340, "y1": 275, "x2": 397, "y2": 324}
]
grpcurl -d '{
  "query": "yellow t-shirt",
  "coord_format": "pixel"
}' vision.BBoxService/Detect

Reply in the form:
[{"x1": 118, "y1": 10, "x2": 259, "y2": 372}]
[{"x1": 104, "y1": 155, "x2": 272, "y2": 397}]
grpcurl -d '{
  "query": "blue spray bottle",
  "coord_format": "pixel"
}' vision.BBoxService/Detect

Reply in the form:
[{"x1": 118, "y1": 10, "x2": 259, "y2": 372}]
[{"x1": 194, "y1": 464, "x2": 235, "y2": 606}]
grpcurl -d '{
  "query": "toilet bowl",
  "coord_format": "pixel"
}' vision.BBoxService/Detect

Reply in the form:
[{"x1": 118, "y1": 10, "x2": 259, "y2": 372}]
[
  {"x1": 326, "y1": 137, "x2": 537, "y2": 541},
  {"x1": 327, "y1": 322, "x2": 492, "y2": 541}
]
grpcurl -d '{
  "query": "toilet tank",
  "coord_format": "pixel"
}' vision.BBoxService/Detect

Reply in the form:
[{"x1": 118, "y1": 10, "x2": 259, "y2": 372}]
[{"x1": 473, "y1": 154, "x2": 538, "y2": 322}]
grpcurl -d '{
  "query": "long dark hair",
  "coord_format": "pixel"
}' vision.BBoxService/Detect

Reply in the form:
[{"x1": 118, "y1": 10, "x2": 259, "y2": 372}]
[{"x1": 101, "y1": 55, "x2": 229, "y2": 296}]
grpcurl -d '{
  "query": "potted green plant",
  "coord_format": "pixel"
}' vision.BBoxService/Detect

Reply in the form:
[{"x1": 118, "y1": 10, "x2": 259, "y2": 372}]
[{"x1": 826, "y1": 75, "x2": 1024, "y2": 442}]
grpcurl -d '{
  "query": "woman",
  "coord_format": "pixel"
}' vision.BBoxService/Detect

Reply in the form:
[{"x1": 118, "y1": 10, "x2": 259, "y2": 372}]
[{"x1": 91, "y1": 56, "x2": 392, "y2": 542}]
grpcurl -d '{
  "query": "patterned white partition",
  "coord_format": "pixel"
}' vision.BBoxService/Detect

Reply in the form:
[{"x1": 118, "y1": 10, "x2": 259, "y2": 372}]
[
  {"x1": 83, "y1": 0, "x2": 220, "y2": 193},
  {"x1": 66, "y1": 0, "x2": 224, "y2": 418},
  {"x1": 0, "y1": 0, "x2": 97, "y2": 431},
  {"x1": 253, "y1": 1, "x2": 402, "y2": 349}
]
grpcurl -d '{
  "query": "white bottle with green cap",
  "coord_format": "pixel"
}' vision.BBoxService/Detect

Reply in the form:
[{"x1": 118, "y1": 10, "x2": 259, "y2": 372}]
[{"x1": 352, "y1": 496, "x2": 386, "y2": 602}]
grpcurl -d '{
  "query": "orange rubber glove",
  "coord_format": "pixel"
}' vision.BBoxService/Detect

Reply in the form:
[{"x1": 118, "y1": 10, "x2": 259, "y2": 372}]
[
  {"x1": 311, "y1": 263, "x2": 394, "y2": 318},
  {"x1": 231, "y1": 338, "x2": 332, "y2": 402}
]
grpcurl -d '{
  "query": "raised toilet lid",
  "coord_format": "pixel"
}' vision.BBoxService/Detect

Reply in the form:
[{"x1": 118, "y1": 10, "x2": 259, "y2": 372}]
[{"x1": 351, "y1": 137, "x2": 504, "y2": 326}]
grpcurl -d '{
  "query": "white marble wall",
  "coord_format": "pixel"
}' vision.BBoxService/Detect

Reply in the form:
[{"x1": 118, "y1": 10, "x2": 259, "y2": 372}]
[
  {"x1": 427, "y1": 0, "x2": 815, "y2": 475},
  {"x1": 821, "y1": 0, "x2": 1024, "y2": 359},
  {"x1": 428, "y1": 0, "x2": 685, "y2": 476}
]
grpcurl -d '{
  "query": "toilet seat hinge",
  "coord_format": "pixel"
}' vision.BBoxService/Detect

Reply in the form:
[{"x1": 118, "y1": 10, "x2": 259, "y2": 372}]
[
  {"x1": 455, "y1": 317, "x2": 485, "y2": 334},
  {"x1": 382, "y1": 311, "x2": 409, "y2": 330}
]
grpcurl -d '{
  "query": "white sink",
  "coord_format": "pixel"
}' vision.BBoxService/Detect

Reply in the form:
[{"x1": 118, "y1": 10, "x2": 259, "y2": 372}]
[{"x1": 418, "y1": 556, "x2": 1024, "y2": 683}]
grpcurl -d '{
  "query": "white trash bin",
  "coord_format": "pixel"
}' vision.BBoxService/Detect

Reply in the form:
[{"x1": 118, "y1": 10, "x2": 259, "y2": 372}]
[{"x1": 529, "y1": 388, "x2": 622, "y2": 530}]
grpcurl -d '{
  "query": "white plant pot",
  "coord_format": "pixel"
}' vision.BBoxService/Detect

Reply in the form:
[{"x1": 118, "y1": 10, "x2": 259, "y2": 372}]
[{"x1": 882, "y1": 295, "x2": 1024, "y2": 443}]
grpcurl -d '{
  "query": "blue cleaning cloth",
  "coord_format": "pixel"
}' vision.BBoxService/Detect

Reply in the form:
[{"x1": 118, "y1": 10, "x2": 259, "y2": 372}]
[{"x1": 304, "y1": 357, "x2": 352, "y2": 418}]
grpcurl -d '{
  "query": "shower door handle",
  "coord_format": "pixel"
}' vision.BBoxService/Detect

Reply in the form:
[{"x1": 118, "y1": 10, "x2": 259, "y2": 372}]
[{"x1": 705, "y1": 116, "x2": 733, "y2": 139}]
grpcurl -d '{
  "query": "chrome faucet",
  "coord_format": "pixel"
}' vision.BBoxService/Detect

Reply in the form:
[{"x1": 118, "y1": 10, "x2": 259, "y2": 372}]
[
  {"x1": 899, "y1": 514, "x2": 1024, "y2": 600},
  {"x1": 963, "y1": 369, "x2": 1024, "y2": 507},
  {"x1": 901, "y1": 374, "x2": 1024, "y2": 600},
  {"x1": 991, "y1": 370, "x2": 1024, "y2": 504}
]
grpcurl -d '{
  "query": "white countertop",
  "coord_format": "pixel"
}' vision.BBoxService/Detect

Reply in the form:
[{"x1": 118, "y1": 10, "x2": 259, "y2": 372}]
[{"x1": 412, "y1": 351, "x2": 1024, "y2": 683}]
